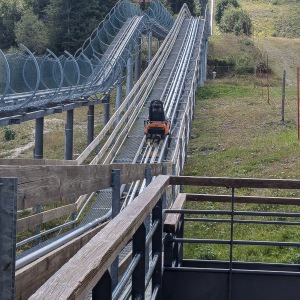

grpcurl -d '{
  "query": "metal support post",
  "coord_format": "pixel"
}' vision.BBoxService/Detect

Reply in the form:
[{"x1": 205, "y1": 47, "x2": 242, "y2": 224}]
[
  {"x1": 116, "y1": 83, "x2": 122, "y2": 124},
  {"x1": 132, "y1": 223, "x2": 146, "y2": 299},
  {"x1": 0, "y1": 178, "x2": 18, "y2": 300},
  {"x1": 152, "y1": 197, "x2": 163, "y2": 299},
  {"x1": 204, "y1": 39, "x2": 208, "y2": 81},
  {"x1": 179, "y1": 139, "x2": 183, "y2": 193},
  {"x1": 135, "y1": 37, "x2": 141, "y2": 82},
  {"x1": 35, "y1": 205, "x2": 42, "y2": 245},
  {"x1": 34, "y1": 117, "x2": 44, "y2": 159},
  {"x1": 171, "y1": 164, "x2": 176, "y2": 203},
  {"x1": 111, "y1": 169, "x2": 121, "y2": 290},
  {"x1": 92, "y1": 270, "x2": 112, "y2": 300},
  {"x1": 148, "y1": 31, "x2": 153, "y2": 64},
  {"x1": 126, "y1": 55, "x2": 133, "y2": 109},
  {"x1": 162, "y1": 165, "x2": 167, "y2": 210},
  {"x1": 87, "y1": 105, "x2": 94, "y2": 145},
  {"x1": 144, "y1": 168, "x2": 152, "y2": 274},
  {"x1": 281, "y1": 70, "x2": 286, "y2": 123},
  {"x1": 104, "y1": 94, "x2": 110, "y2": 125},
  {"x1": 65, "y1": 109, "x2": 74, "y2": 160},
  {"x1": 177, "y1": 214, "x2": 184, "y2": 265}
]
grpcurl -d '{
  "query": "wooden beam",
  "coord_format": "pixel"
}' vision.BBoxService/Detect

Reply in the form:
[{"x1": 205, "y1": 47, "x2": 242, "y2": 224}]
[
  {"x1": 0, "y1": 158, "x2": 78, "y2": 166},
  {"x1": 29, "y1": 175, "x2": 170, "y2": 299},
  {"x1": 0, "y1": 163, "x2": 165, "y2": 210},
  {"x1": 17, "y1": 203, "x2": 77, "y2": 233},
  {"x1": 170, "y1": 176, "x2": 300, "y2": 189},
  {"x1": 186, "y1": 194, "x2": 300, "y2": 205},
  {"x1": 15, "y1": 222, "x2": 108, "y2": 300},
  {"x1": 164, "y1": 193, "x2": 186, "y2": 234}
]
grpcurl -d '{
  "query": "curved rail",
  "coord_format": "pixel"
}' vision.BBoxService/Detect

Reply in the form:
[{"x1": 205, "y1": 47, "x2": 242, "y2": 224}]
[{"x1": 0, "y1": 0, "x2": 173, "y2": 114}]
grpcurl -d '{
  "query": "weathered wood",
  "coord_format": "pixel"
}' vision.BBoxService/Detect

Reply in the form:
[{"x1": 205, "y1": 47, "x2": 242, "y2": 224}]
[
  {"x1": 170, "y1": 176, "x2": 300, "y2": 189},
  {"x1": 0, "y1": 163, "x2": 165, "y2": 210},
  {"x1": 17, "y1": 203, "x2": 77, "y2": 233},
  {"x1": 186, "y1": 194, "x2": 300, "y2": 205},
  {"x1": 164, "y1": 193, "x2": 186, "y2": 234},
  {"x1": 29, "y1": 175, "x2": 170, "y2": 300},
  {"x1": 0, "y1": 159, "x2": 78, "y2": 166},
  {"x1": 15, "y1": 222, "x2": 108, "y2": 300}
]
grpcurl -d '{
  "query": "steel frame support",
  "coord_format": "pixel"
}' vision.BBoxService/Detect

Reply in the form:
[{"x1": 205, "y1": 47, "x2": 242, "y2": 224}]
[
  {"x1": 132, "y1": 223, "x2": 146, "y2": 299},
  {"x1": 34, "y1": 117, "x2": 44, "y2": 159},
  {"x1": 65, "y1": 109, "x2": 74, "y2": 160},
  {"x1": 111, "y1": 169, "x2": 121, "y2": 290},
  {"x1": 145, "y1": 168, "x2": 152, "y2": 274},
  {"x1": 126, "y1": 55, "x2": 133, "y2": 111},
  {"x1": 135, "y1": 36, "x2": 141, "y2": 82},
  {"x1": 148, "y1": 31, "x2": 153, "y2": 64},
  {"x1": 104, "y1": 94, "x2": 110, "y2": 125},
  {"x1": 116, "y1": 83, "x2": 123, "y2": 124},
  {"x1": 0, "y1": 178, "x2": 18, "y2": 300},
  {"x1": 152, "y1": 197, "x2": 163, "y2": 299},
  {"x1": 87, "y1": 104, "x2": 95, "y2": 145},
  {"x1": 92, "y1": 270, "x2": 112, "y2": 300}
]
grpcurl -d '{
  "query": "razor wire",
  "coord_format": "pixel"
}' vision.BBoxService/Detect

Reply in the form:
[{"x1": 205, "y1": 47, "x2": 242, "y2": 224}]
[{"x1": 0, "y1": 0, "x2": 173, "y2": 114}]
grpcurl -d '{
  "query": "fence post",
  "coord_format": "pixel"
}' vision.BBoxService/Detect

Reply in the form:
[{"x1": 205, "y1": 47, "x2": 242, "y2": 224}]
[
  {"x1": 111, "y1": 169, "x2": 121, "y2": 290},
  {"x1": 0, "y1": 178, "x2": 18, "y2": 300}
]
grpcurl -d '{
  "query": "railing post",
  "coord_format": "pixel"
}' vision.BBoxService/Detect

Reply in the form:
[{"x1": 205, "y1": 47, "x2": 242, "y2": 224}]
[
  {"x1": 0, "y1": 178, "x2": 18, "y2": 300},
  {"x1": 92, "y1": 270, "x2": 112, "y2": 300},
  {"x1": 152, "y1": 197, "x2": 163, "y2": 299},
  {"x1": 132, "y1": 223, "x2": 146, "y2": 299},
  {"x1": 111, "y1": 169, "x2": 121, "y2": 290},
  {"x1": 145, "y1": 168, "x2": 152, "y2": 274}
]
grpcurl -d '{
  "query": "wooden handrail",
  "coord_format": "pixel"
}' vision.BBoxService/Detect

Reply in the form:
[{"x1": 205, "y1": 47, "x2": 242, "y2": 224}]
[
  {"x1": 164, "y1": 193, "x2": 186, "y2": 234},
  {"x1": 170, "y1": 176, "x2": 300, "y2": 189},
  {"x1": 0, "y1": 163, "x2": 165, "y2": 210},
  {"x1": 30, "y1": 175, "x2": 170, "y2": 299}
]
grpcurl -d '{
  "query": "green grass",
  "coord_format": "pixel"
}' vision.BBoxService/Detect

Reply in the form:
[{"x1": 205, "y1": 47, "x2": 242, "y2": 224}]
[{"x1": 183, "y1": 79, "x2": 300, "y2": 263}]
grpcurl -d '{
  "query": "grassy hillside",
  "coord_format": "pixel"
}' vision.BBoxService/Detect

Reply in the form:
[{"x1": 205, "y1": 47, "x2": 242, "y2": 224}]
[{"x1": 183, "y1": 0, "x2": 300, "y2": 262}]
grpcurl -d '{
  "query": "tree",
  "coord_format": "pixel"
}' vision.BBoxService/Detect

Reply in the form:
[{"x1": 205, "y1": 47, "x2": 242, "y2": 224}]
[
  {"x1": 45, "y1": 0, "x2": 117, "y2": 54},
  {"x1": 219, "y1": 7, "x2": 252, "y2": 35},
  {"x1": 15, "y1": 9, "x2": 49, "y2": 54},
  {"x1": 0, "y1": 0, "x2": 23, "y2": 49},
  {"x1": 215, "y1": 0, "x2": 240, "y2": 24}
]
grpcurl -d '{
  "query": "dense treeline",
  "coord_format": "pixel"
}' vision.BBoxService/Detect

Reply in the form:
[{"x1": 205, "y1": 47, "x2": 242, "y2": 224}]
[
  {"x1": 0, "y1": 0, "x2": 204, "y2": 55},
  {"x1": 0, "y1": 0, "x2": 118, "y2": 54}
]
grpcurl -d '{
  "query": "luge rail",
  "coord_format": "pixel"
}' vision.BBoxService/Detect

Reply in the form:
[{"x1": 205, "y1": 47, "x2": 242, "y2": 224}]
[{"x1": 23, "y1": 175, "x2": 300, "y2": 300}]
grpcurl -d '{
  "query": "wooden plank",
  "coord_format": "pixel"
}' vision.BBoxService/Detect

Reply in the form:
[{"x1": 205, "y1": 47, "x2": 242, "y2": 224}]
[
  {"x1": 0, "y1": 159, "x2": 78, "y2": 166},
  {"x1": 164, "y1": 193, "x2": 186, "y2": 234},
  {"x1": 29, "y1": 175, "x2": 170, "y2": 299},
  {"x1": 15, "y1": 222, "x2": 108, "y2": 300},
  {"x1": 186, "y1": 194, "x2": 300, "y2": 205},
  {"x1": 17, "y1": 203, "x2": 77, "y2": 233},
  {"x1": 0, "y1": 163, "x2": 165, "y2": 210},
  {"x1": 170, "y1": 176, "x2": 300, "y2": 189}
]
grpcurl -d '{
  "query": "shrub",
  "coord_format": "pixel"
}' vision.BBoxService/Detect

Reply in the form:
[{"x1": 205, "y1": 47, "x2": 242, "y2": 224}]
[
  {"x1": 215, "y1": 0, "x2": 240, "y2": 24},
  {"x1": 4, "y1": 126, "x2": 16, "y2": 141},
  {"x1": 219, "y1": 7, "x2": 252, "y2": 35}
]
